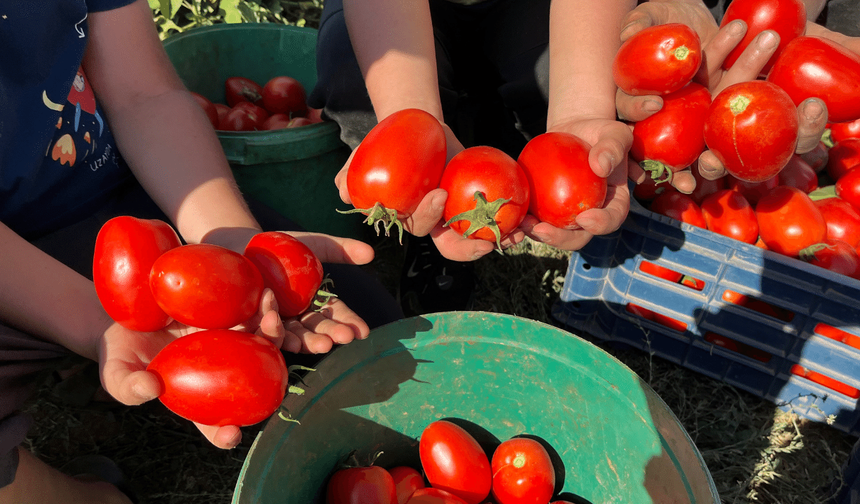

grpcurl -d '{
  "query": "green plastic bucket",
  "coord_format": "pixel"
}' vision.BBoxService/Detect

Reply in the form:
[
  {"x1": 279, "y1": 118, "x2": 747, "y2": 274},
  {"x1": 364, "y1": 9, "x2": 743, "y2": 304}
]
[
  {"x1": 234, "y1": 311, "x2": 719, "y2": 504},
  {"x1": 162, "y1": 24, "x2": 365, "y2": 238}
]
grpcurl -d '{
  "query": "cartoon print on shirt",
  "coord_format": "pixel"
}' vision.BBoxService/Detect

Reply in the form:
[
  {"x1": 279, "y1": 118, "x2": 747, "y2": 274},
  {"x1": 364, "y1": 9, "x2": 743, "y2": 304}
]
[{"x1": 43, "y1": 66, "x2": 107, "y2": 168}]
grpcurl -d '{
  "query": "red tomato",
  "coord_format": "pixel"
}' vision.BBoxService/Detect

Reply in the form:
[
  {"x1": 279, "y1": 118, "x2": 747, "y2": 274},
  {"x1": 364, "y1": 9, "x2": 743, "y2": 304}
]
[
  {"x1": 726, "y1": 174, "x2": 779, "y2": 206},
  {"x1": 220, "y1": 107, "x2": 259, "y2": 132},
  {"x1": 639, "y1": 261, "x2": 683, "y2": 283},
  {"x1": 307, "y1": 107, "x2": 325, "y2": 123},
  {"x1": 704, "y1": 80, "x2": 799, "y2": 182},
  {"x1": 799, "y1": 239, "x2": 860, "y2": 279},
  {"x1": 830, "y1": 119, "x2": 860, "y2": 143},
  {"x1": 613, "y1": 23, "x2": 702, "y2": 96},
  {"x1": 836, "y1": 168, "x2": 860, "y2": 211},
  {"x1": 814, "y1": 197, "x2": 860, "y2": 248},
  {"x1": 345, "y1": 109, "x2": 447, "y2": 240},
  {"x1": 719, "y1": 0, "x2": 806, "y2": 73},
  {"x1": 244, "y1": 231, "x2": 324, "y2": 318},
  {"x1": 190, "y1": 91, "x2": 219, "y2": 128},
  {"x1": 756, "y1": 186, "x2": 827, "y2": 257},
  {"x1": 826, "y1": 139, "x2": 860, "y2": 181},
  {"x1": 146, "y1": 329, "x2": 288, "y2": 426},
  {"x1": 326, "y1": 465, "x2": 398, "y2": 504},
  {"x1": 700, "y1": 189, "x2": 759, "y2": 244},
  {"x1": 287, "y1": 117, "x2": 314, "y2": 128},
  {"x1": 419, "y1": 420, "x2": 492, "y2": 504},
  {"x1": 516, "y1": 132, "x2": 608, "y2": 229},
  {"x1": 689, "y1": 165, "x2": 726, "y2": 204},
  {"x1": 649, "y1": 191, "x2": 707, "y2": 228},
  {"x1": 261, "y1": 113, "x2": 293, "y2": 131},
  {"x1": 778, "y1": 155, "x2": 818, "y2": 193},
  {"x1": 802, "y1": 141, "x2": 830, "y2": 173},
  {"x1": 767, "y1": 36, "x2": 860, "y2": 123},
  {"x1": 225, "y1": 76, "x2": 264, "y2": 107},
  {"x1": 490, "y1": 437, "x2": 555, "y2": 504},
  {"x1": 388, "y1": 466, "x2": 426, "y2": 504},
  {"x1": 630, "y1": 83, "x2": 711, "y2": 183},
  {"x1": 93, "y1": 216, "x2": 181, "y2": 331},
  {"x1": 214, "y1": 103, "x2": 231, "y2": 128},
  {"x1": 150, "y1": 243, "x2": 264, "y2": 329},
  {"x1": 633, "y1": 175, "x2": 677, "y2": 203},
  {"x1": 233, "y1": 101, "x2": 270, "y2": 129},
  {"x1": 261, "y1": 75, "x2": 308, "y2": 117},
  {"x1": 440, "y1": 146, "x2": 529, "y2": 247},
  {"x1": 406, "y1": 488, "x2": 468, "y2": 504}
]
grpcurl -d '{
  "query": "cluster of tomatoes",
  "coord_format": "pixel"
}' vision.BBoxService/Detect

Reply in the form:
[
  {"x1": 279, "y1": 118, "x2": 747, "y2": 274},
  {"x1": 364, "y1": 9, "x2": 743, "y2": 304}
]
[
  {"x1": 190, "y1": 74, "x2": 325, "y2": 132},
  {"x1": 616, "y1": 0, "x2": 860, "y2": 280},
  {"x1": 325, "y1": 419, "x2": 578, "y2": 504},
  {"x1": 341, "y1": 109, "x2": 607, "y2": 248},
  {"x1": 92, "y1": 216, "x2": 326, "y2": 426}
]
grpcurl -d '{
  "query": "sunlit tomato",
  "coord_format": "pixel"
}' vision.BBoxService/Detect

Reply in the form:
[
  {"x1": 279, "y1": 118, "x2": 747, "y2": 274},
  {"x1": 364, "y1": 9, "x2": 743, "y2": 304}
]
[
  {"x1": 830, "y1": 119, "x2": 860, "y2": 143},
  {"x1": 639, "y1": 261, "x2": 683, "y2": 283},
  {"x1": 419, "y1": 420, "x2": 491, "y2": 504},
  {"x1": 261, "y1": 75, "x2": 308, "y2": 117},
  {"x1": 814, "y1": 196, "x2": 860, "y2": 248},
  {"x1": 778, "y1": 155, "x2": 818, "y2": 193},
  {"x1": 261, "y1": 113, "x2": 293, "y2": 130},
  {"x1": 326, "y1": 465, "x2": 398, "y2": 504},
  {"x1": 93, "y1": 216, "x2": 181, "y2": 331},
  {"x1": 630, "y1": 83, "x2": 711, "y2": 183},
  {"x1": 516, "y1": 132, "x2": 607, "y2": 229},
  {"x1": 613, "y1": 23, "x2": 702, "y2": 96},
  {"x1": 490, "y1": 437, "x2": 555, "y2": 504},
  {"x1": 225, "y1": 76, "x2": 264, "y2": 107},
  {"x1": 720, "y1": 0, "x2": 806, "y2": 73},
  {"x1": 406, "y1": 488, "x2": 468, "y2": 504},
  {"x1": 767, "y1": 37, "x2": 860, "y2": 124},
  {"x1": 649, "y1": 191, "x2": 707, "y2": 228},
  {"x1": 826, "y1": 139, "x2": 860, "y2": 181},
  {"x1": 345, "y1": 109, "x2": 447, "y2": 239},
  {"x1": 440, "y1": 146, "x2": 529, "y2": 247},
  {"x1": 190, "y1": 91, "x2": 219, "y2": 129},
  {"x1": 388, "y1": 466, "x2": 426, "y2": 504},
  {"x1": 726, "y1": 174, "x2": 779, "y2": 206},
  {"x1": 704, "y1": 80, "x2": 799, "y2": 182},
  {"x1": 799, "y1": 239, "x2": 860, "y2": 279},
  {"x1": 244, "y1": 231, "x2": 324, "y2": 318},
  {"x1": 700, "y1": 189, "x2": 759, "y2": 244},
  {"x1": 147, "y1": 329, "x2": 288, "y2": 426},
  {"x1": 150, "y1": 243, "x2": 264, "y2": 329},
  {"x1": 756, "y1": 186, "x2": 827, "y2": 257},
  {"x1": 689, "y1": 164, "x2": 726, "y2": 204},
  {"x1": 836, "y1": 168, "x2": 860, "y2": 211}
]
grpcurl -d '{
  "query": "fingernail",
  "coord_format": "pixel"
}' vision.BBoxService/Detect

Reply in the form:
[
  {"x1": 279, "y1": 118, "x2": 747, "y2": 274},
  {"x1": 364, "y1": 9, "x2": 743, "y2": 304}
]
[
  {"x1": 643, "y1": 99, "x2": 662, "y2": 113},
  {"x1": 598, "y1": 152, "x2": 614, "y2": 175},
  {"x1": 226, "y1": 431, "x2": 242, "y2": 449},
  {"x1": 577, "y1": 215, "x2": 596, "y2": 229},
  {"x1": 532, "y1": 233, "x2": 551, "y2": 243},
  {"x1": 758, "y1": 31, "x2": 778, "y2": 49},
  {"x1": 132, "y1": 382, "x2": 154, "y2": 402},
  {"x1": 804, "y1": 100, "x2": 824, "y2": 123},
  {"x1": 432, "y1": 192, "x2": 447, "y2": 212},
  {"x1": 727, "y1": 20, "x2": 745, "y2": 36}
]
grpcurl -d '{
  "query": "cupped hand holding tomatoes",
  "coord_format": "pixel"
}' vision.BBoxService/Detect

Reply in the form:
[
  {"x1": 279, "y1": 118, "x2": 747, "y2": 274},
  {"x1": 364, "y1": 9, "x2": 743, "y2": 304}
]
[{"x1": 719, "y1": 0, "x2": 806, "y2": 74}]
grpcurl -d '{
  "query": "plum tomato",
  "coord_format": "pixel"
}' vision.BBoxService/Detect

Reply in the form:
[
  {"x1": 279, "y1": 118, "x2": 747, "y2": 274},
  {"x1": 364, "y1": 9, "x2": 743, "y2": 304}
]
[
  {"x1": 613, "y1": 23, "x2": 702, "y2": 96},
  {"x1": 214, "y1": 103, "x2": 231, "y2": 128},
  {"x1": 406, "y1": 488, "x2": 469, "y2": 504},
  {"x1": 261, "y1": 113, "x2": 293, "y2": 131},
  {"x1": 700, "y1": 189, "x2": 759, "y2": 244},
  {"x1": 419, "y1": 420, "x2": 492, "y2": 504},
  {"x1": 93, "y1": 216, "x2": 181, "y2": 331},
  {"x1": 490, "y1": 437, "x2": 555, "y2": 504},
  {"x1": 799, "y1": 239, "x2": 860, "y2": 279},
  {"x1": 826, "y1": 138, "x2": 860, "y2": 181},
  {"x1": 726, "y1": 174, "x2": 779, "y2": 206},
  {"x1": 516, "y1": 131, "x2": 607, "y2": 229},
  {"x1": 829, "y1": 118, "x2": 860, "y2": 143},
  {"x1": 778, "y1": 155, "x2": 818, "y2": 194},
  {"x1": 146, "y1": 329, "x2": 288, "y2": 426},
  {"x1": 703, "y1": 80, "x2": 799, "y2": 182},
  {"x1": 344, "y1": 108, "x2": 447, "y2": 241},
  {"x1": 232, "y1": 101, "x2": 270, "y2": 129},
  {"x1": 630, "y1": 82, "x2": 711, "y2": 183},
  {"x1": 388, "y1": 466, "x2": 426, "y2": 504},
  {"x1": 689, "y1": 164, "x2": 726, "y2": 204},
  {"x1": 244, "y1": 231, "x2": 325, "y2": 318},
  {"x1": 287, "y1": 116, "x2": 314, "y2": 128},
  {"x1": 440, "y1": 146, "x2": 529, "y2": 249},
  {"x1": 720, "y1": 0, "x2": 806, "y2": 74},
  {"x1": 813, "y1": 196, "x2": 860, "y2": 248},
  {"x1": 189, "y1": 91, "x2": 219, "y2": 129},
  {"x1": 261, "y1": 75, "x2": 308, "y2": 117},
  {"x1": 150, "y1": 243, "x2": 264, "y2": 329},
  {"x1": 756, "y1": 186, "x2": 827, "y2": 257},
  {"x1": 220, "y1": 106, "x2": 259, "y2": 132},
  {"x1": 225, "y1": 76, "x2": 264, "y2": 107},
  {"x1": 649, "y1": 191, "x2": 707, "y2": 228},
  {"x1": 836, "y1": 168, "x2": 860, "y2": 211},
  {"x1": 325, "y1": 465, "x2": 398, "y2": 504}
]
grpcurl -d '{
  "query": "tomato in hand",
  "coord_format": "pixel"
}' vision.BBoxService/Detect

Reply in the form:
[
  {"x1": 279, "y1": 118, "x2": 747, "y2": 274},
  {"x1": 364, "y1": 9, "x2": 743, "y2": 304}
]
[
  {"x1": 700, "y1": 189, "x2": 759, "y2": 244},
  {"x1": 649, "y1": 191, "x2": 707, "y2": 228},
  {"x1": 244, "y1": 231, "x2": 325, "y2": 318},
  {"x1": 767, "y1": 37, "x2": 860, "y2": 124},
  {"x1": 388, "y1": 466, "x2": 426, "y2": 504},
  {"x1": 720, "y1": 0, "x2": 806, "y2": 74},
  {"x1": 613, "y1": 23, "x2": 702, "y2": 96},
  {"x1": 778, "y1": 155, "x2": 818, "y2": 194},
  {"x1": 326, "y1": 465, "x2": 398, "y2": 504},
  {"x1": 344, "y1": 108, "x2": 447, "y2": 241},
  {"x1": 406, "y1": 488, "x2": 468, "y2": 504},
  {"x1": 440, "y1": 146, "x2": 529, "y2": 249},
  {"x1": 826, "y1": 138, "x2": 860, "y2": 182},
  {"x1": 516, "y1": 132, "x2": 607, "y2": 229},
  {"x1": 93, "y1": 216, "x2": 181, "y2": 331},
  {"x1": 225, "y1": 76, "x2": 264, "y2": 107},
  {"x1": 756, "y1": 186, "x2": 827, "y2": 257},
  {"x1": 814, "y1": 196, "x2": 860, "y2": 248},
  {"x1": 704, "y1": 80, "x2": 799, "y2": 182},
  {"x1": 630, "y1": 83, "x2": 711, "y2": 184},
  {"x1": 147, "y1": 329, "x2": 288, "y2": 426},
  {"x1": 190, "y1": 91, "x2": 219, "y2": 129},
  {"x1": 150, "y1": 243, "x2": 264, "y2": 329},
  {"x1": 419, "y1": 420, "x2": 492, "y2": 504},
  {"x1": 490, "y1": 437, "x2": 555, "y2": 504},
  {"x1": 836, "y1": 168, "x2": 860, "y2": 211},
  {"x1": 799, "y1": 239, "x2": 860, "y2": 279},
  {"x1": 261, "y1": 75, "x2": 308, "y2": 117}
]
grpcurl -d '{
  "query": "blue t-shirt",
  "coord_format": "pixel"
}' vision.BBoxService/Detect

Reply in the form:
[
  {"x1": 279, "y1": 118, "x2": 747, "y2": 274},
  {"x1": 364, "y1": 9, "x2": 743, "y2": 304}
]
[{"x1": 0, "y1": 0, "x2": 136, "y2": 240}]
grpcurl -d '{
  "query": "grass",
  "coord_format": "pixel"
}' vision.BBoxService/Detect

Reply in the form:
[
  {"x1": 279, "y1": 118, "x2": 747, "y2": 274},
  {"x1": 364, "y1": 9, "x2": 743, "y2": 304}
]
[{"x1": 23, "y1": 232, "x2": 857, "y2": 503}]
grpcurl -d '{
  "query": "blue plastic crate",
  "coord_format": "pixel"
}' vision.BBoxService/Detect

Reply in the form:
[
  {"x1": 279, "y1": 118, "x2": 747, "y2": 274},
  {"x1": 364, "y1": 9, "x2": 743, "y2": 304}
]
[{"x1": 552, "y1": 191, "x2": 860, "y2": 436}]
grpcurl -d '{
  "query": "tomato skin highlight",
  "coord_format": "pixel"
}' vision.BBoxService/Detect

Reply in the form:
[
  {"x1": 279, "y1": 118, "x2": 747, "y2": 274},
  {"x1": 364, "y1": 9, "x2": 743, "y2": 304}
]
[
  {"x1": 720, "y1": 0, "x2": 806, "y2": 73},
  {"x1": 326, "y1": 466, "x2": 398, "y2": 504},
  {"x1": 756, "y1": 186, "x2": 827, "y2": 257},
  {"x1": 419, "y1": 420, "x2": 492, "y2": 504},
  {"x1": 613, "y1": 23, "x2": 702, "y2": 96},
  {"x1": 147, "y1": 329, "x2": 288, "y2": 426},
  {"x1": 836, "y1": 168, "x2": 860, "y2": 212},
  {"x1": 149, "y1": 243, "x2": 265, "y2": 329},
  {"x1": 490, "y1": 437, "x2": 555, "y2": 504},
  {"x1": 704, "y1": 80, "x2": 799, "y2": 183},
  {"x1": 830, "y1": 119, "x2": 860, "y2": 143},
  {"x1": 93, "y1": 216, "x2": 181, "y2": 331},
  {"x1": 516, "y1": 132, "x2": 607, "y2": 229}
]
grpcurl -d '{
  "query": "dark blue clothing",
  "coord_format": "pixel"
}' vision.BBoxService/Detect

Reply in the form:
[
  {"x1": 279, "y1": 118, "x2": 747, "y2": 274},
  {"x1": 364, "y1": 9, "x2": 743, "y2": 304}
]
[{"x1": 0, "y1": 0, "x2": 136, "y2": 240}]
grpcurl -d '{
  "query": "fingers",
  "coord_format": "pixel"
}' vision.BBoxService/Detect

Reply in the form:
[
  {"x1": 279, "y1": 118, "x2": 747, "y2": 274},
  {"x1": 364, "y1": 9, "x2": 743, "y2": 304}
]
[
  {"x1": 697, "y1": 20, "x2": 747, "y2": 89},
  {"x1": 195, "y1": 423, "x2": 242, "y2": 450},
  {"x1": 588, "y1": 123, "x2": 633, "y2": 179},
  {"x1": 795, "y1": 98, "x2": 828, "y2": 154},
  {"x1": 711, "y1": 29, "x2": 780, "y2": 96},
  {"x1": 335, "y1": 150, "x2": 356, "y2": 205},
  {"x1": 670, "y1": 169, "x2": 697, "y2": 194},
  {"x1": 697, "y1": 150, "x2": 728, "y2": 180},
  {"x1": 403, "y1": 188, "x2": 447, "y2": 237},
  {"x1": 619, "y1": 4, "x2": 660, "y2": 42},
  {"x1": 429, "y1": 225, "x2": 495, "y2": 262},
  {"x1": 102, "y1": 368, "x2": 161, "y2": 406},
  {"x1": 283, "y1": 298, "x2": 370, "y2": 354},
  {"x1": 616, "y1": 89, "x2": 663, "y2": 123},
  {"x1": 286, "y1": 232, "x2": 375, "y2": 265}
]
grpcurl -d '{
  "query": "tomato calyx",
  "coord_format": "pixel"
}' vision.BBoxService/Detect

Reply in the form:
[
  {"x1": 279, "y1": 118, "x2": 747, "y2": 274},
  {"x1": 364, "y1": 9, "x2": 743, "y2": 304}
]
[
  {"x1": 339, "y1": 202, "x2": 405, "y2": 243},
  {"x1": 312, "y1": 277, "x2": 338, "y2": 311},
  {"x1": 640, "y1": 159, "x2": 675, "y2": 184},
  {"x1": 673, "y1": 45, "x2": 692, "y2": 60},
  {"x1": 822, "y1": 129, "x2": 835, "y2": 149},
  {"x1": 808, "y1": 185, "x2": 837, "y2": 201},
  {"x1": 799, "y1": 242, "x2": 837, "y2": 262},
  {"x1": 730, "y1": 95, "x2": 751, "y2": 115},
  {"x1": 444, "y1": 191, "x2": 510, "y2": 251}
]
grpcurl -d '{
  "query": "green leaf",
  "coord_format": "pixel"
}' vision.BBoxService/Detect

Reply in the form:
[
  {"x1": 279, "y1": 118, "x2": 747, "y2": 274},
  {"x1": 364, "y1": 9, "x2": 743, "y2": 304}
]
[{"x1": 221, "y1": 0, "x2": 245, "y2": 23}]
